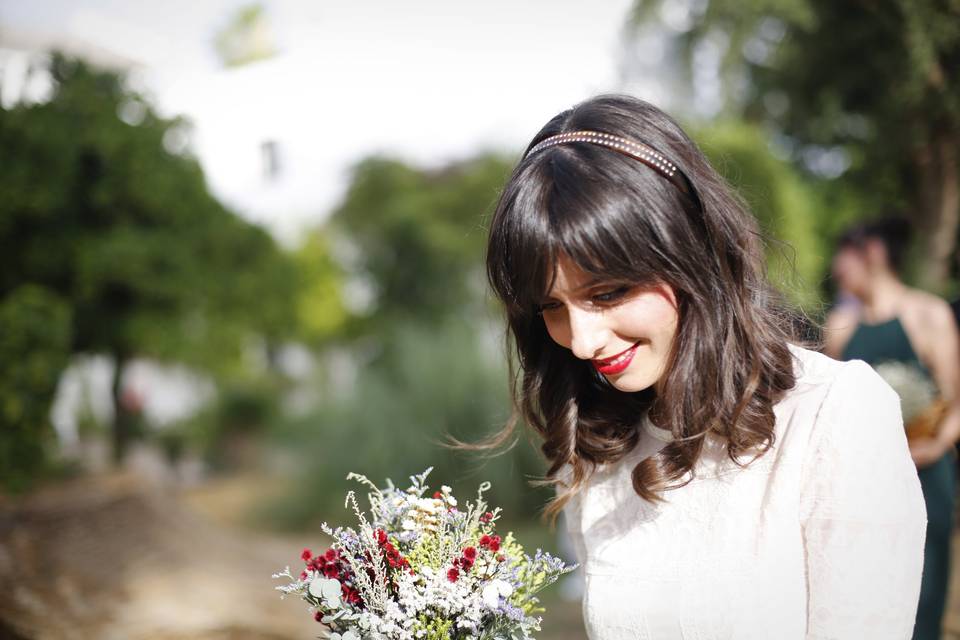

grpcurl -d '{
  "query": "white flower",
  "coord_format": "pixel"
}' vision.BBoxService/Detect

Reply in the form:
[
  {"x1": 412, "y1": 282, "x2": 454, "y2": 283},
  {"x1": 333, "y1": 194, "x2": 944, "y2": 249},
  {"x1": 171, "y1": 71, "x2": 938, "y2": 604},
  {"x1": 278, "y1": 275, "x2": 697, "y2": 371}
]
[
  {"x1": 308, "y1": 577, "x2": 342, "y2": 609},
  {"x1": 440, "y1": 485, "x2": 457, "y2": 506},
  {"x1": 416, "y1": 497, "x2": 441, "y2": 513},
  {"x1": 481, "y1": 579, "x2": 514, "y2": 608}
]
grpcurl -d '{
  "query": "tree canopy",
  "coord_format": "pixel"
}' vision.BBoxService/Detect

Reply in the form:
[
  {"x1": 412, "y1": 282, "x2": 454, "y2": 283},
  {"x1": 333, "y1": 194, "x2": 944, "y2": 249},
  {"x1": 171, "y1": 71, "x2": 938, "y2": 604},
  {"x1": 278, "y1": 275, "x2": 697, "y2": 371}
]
[
  {"x1": 630, "y1": 0, "x2": 960, "y2": 291},
  {"x1": 0, "y1": 54, "x2": 298, "y2": 475}
]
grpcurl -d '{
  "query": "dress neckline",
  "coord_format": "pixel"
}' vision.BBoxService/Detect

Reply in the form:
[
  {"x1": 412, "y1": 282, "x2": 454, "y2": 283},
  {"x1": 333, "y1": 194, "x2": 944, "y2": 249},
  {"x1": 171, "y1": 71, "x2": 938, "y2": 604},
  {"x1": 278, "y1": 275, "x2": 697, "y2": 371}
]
[{"x1": 857, "y1": 314, "x2": 901, "y2": 329}]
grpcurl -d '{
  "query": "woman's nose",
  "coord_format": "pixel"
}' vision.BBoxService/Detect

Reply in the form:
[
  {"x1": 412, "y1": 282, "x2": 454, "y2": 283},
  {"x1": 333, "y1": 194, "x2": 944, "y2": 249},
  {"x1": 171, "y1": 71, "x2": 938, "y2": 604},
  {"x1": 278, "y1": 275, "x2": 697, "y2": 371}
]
[{"x1": 567, "y1": 307, "x2": 607, "y2": 360}]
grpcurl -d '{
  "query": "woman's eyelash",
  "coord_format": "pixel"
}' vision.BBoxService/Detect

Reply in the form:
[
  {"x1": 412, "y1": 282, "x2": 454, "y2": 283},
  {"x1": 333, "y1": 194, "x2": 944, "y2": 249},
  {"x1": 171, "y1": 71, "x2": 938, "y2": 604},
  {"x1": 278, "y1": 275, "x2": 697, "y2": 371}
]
[
  {"x1": 592, "y1": 286, "x2": 631, "y2": 302},
  {"x1": 593, "y1": 285, "x2": 630, "y2": 302}
]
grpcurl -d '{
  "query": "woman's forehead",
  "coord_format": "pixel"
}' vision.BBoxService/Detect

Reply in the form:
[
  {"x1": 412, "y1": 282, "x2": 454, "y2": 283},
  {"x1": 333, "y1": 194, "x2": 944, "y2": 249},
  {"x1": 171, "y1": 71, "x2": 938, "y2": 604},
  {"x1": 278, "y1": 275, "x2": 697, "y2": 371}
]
[{"x1": 544, "y1": 254, "x2": 610, "y2": 298}]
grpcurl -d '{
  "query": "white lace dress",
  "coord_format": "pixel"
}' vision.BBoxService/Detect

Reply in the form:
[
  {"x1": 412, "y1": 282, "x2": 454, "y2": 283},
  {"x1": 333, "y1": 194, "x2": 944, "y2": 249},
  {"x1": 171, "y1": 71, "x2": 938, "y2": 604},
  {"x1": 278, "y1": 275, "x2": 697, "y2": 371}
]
[{"x1": 562, "y1": 344, "x2": 927, "y2": 640}]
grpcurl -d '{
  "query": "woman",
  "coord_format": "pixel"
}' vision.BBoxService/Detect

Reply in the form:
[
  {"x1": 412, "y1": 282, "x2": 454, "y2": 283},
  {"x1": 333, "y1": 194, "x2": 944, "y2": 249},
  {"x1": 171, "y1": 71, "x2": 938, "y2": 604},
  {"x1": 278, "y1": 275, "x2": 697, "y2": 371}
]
[
  {"x1": 825, "y1": 218, "x2": 960, "y2": 640},
  {"x1": 482, "y1": 95, "x2": 927, "y2": 639}
]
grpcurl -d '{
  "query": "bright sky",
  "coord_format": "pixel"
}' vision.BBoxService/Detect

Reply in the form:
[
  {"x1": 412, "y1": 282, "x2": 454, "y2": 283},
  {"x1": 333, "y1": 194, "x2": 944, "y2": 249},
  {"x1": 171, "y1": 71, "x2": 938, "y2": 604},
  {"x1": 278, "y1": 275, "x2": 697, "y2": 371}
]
[{"x1": 1, "y1": 0, "x2": 647, "y2": 243}]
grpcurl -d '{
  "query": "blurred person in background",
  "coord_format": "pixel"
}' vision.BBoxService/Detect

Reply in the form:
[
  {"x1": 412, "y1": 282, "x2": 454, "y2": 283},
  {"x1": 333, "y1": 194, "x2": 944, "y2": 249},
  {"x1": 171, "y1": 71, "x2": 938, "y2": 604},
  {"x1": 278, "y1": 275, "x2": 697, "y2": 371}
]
[
  {"x1": 824, "y1": 216, "x2": 960, "y2": 640},
  {"x1": 947, "y1": 290, "x2": 960, "y2": 484}
]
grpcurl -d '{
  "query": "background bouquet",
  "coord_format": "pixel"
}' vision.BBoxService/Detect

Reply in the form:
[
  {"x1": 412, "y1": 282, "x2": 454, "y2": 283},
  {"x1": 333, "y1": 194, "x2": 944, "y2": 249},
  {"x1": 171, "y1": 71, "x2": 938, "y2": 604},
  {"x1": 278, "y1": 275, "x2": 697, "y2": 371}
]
[
  {"x1": 872, "y1": 360, "x2": 946, "y2": 442},
  {"x1": 273, "y1": 468, "x2": 576, "y2": 640}
]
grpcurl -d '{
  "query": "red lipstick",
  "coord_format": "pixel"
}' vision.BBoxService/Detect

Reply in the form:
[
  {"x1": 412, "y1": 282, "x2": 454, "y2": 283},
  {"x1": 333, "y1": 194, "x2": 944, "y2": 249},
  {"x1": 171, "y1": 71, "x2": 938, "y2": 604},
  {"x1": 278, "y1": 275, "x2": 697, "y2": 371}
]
[{"x1": 592, "y1": 341, "x2": 641, "y2": 375}]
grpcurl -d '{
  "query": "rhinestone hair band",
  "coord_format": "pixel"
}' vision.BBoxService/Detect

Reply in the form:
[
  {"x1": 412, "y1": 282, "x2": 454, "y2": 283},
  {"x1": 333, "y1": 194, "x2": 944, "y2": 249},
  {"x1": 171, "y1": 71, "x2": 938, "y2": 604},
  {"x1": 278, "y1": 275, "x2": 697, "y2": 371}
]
[{"x1": 524, "y1": 129, "x2": 698, "y2": 202}]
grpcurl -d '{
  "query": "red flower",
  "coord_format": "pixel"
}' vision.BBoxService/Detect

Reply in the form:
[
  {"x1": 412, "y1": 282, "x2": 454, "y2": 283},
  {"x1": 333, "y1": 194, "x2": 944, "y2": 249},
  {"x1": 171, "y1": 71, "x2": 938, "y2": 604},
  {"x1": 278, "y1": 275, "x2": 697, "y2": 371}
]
[
  {"x1": 314, "y1": 610, "x2": 324, "y2": 622},
  {"x1": 479, "y1": 535, "x2": 491, "y2": 548},
  {"x1": 463, "y1": 546, "x2": 477, "y2": 560},
  {"x1": 489, "y1": 540, "x2": 500, "y2": 552},
  {"x1": 480, "y1": 511, "x2": 494, "y2": 523},
  {"x1": 447, "y1": 567, "x2": 460, "y2": 582},
  {"x1": 433, "y1": 490, "x2": 443, "y2": 499},
  {"x1": 325, "y1": 548, "x2": 337, "y2": 561},
  {"x1": 375, "y1": 529, "x2": 388, "y2": 546},
  {"x1": 299, "y1": 570, "x2": 308, "y2": 580},
  {"x1": 461, "y1": 557, "x2": 474, "y2": 571},
  {"x1": 496, "y1": 553, "x2": 506, "y2": 562},
  {"x1": 341, "y1": 582, "x2": 363, "y2": 604},
  {"x1": 301, "y1": 548, "x2": 313, "y2": 561}
]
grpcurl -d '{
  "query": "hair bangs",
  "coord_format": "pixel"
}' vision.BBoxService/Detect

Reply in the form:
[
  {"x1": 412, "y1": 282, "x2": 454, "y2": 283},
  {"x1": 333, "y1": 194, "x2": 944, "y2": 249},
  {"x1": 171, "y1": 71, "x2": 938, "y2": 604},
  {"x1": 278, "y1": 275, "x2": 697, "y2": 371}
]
[
  {"x1": 486, "y1": 162, "x2": 563, "y2": 316},
  {"x1": 541, "y1": 151, "x2": 666, "y2": 289}
]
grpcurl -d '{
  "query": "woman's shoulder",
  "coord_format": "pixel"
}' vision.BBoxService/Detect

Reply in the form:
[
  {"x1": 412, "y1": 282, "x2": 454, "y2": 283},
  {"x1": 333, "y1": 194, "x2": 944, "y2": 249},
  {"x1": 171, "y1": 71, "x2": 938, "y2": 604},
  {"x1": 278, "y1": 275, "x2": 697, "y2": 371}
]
[
  {"x1": 784, "y1": 343, "x2": 902, "y2": 444},
  {"x1": 787, "y1": 342, "x2": 851, "y2": 386},
  {"x1": 789, "y1": 342, "x2": 874, "y2": 380},
  {"x1": 900, "y1": 287, "x2": 957, "y2": 346},
  {"x1": 783, "y1": 342, "x2": 896, "y2": 410}
]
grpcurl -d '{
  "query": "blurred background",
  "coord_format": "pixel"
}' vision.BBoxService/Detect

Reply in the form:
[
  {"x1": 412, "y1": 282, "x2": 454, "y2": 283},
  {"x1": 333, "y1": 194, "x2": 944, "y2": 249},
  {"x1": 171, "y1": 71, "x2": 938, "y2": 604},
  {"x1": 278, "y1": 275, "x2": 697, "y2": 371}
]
[{"x1": 0, "y1": 0, "x2": 958, "y2": 638}]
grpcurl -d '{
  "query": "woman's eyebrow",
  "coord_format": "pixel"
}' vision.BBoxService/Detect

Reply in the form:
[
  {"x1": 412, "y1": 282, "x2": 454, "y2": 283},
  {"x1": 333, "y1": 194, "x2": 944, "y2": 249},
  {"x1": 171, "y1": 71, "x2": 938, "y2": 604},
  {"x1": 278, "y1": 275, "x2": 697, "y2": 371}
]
[{"x1": 544, "y1": 277, "x2": 612, "y2": 300}]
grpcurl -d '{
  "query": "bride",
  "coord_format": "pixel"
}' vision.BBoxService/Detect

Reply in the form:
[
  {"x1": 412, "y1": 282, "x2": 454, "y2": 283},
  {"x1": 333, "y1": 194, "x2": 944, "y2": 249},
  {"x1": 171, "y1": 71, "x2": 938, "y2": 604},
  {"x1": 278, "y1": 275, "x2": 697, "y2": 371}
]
[{"x1": 480, "y1": 94, "x2": 927, "y2": 639}]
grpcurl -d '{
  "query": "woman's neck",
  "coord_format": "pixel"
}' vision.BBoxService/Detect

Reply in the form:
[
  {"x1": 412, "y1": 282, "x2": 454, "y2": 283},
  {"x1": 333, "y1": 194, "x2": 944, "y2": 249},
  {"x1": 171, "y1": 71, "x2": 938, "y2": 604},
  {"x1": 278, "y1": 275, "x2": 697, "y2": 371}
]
[{"x1": 858, "y1": 273, "x2": 907, "y2": 323}]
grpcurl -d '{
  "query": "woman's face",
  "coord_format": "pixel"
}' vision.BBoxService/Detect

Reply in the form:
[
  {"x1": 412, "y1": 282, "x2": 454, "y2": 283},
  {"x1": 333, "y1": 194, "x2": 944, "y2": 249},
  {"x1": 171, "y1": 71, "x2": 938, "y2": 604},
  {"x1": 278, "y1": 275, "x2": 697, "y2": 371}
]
[
  {"x1": 831, "y1": 245, "x2": 870, "y2": 298},
  {"x1": 538, "y1": 254, "x2": 680, "y2": 393}
]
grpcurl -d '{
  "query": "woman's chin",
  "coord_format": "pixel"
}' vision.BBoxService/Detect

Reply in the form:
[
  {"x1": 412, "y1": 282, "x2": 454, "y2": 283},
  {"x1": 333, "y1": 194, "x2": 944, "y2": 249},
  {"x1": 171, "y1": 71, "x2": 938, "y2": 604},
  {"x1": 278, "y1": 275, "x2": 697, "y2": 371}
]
[{"x1": 606, "y1": 370, "x2": 655, "y2": 393}]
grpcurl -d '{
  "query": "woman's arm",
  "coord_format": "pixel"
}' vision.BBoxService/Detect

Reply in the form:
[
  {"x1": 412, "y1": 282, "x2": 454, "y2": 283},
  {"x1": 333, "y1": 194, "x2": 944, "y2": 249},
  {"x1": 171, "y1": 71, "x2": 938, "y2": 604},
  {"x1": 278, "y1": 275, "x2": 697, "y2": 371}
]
[
  {"x1": 821, "y1": 307, "x2": 858, "y2": 359},
  {"x1": 800, "y1": 360, "x2": 927, "y2": 639},
  {"x1": 908, "y1": 296, "x2": 960, "y2": 468}
]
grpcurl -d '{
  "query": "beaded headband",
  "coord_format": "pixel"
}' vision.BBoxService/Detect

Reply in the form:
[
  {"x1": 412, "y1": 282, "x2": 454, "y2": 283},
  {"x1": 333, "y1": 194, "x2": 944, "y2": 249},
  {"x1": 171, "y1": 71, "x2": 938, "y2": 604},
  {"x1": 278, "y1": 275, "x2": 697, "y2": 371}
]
[{"x1": 524, "y1": 129, "x2": 699, "y2": 204}]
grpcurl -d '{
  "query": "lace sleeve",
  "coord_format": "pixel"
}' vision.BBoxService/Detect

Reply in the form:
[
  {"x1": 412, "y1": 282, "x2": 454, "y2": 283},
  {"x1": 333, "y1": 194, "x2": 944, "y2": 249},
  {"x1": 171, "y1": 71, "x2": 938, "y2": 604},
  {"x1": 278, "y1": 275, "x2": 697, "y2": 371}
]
[{"x1": 799, "y1": 359, "x2": 928, "y2": 639}]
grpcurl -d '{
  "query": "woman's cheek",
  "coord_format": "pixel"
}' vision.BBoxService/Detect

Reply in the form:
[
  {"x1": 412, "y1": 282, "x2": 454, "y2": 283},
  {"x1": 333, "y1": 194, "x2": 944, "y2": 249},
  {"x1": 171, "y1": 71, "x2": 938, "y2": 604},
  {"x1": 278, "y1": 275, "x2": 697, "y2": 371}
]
[
  {"x1": 542, "y1": 313, "x2": 570, "y2": 349},
  {"x1": 618, "y1": 295, "x2": 677, "y2": 339}
]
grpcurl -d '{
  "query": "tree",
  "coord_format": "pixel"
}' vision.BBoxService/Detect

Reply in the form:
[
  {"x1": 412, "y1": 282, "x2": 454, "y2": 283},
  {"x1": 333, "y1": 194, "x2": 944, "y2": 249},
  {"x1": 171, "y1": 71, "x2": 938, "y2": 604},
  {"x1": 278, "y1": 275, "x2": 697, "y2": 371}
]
[
  {"x1": 0, "y1": 286, "x2": 72, "y2": 492},
  {"x1": 266, "y1": 153, "x2": 557, "y2": 526},
  {"x1": 0, "y1": 54, "x2": 297, "y2": 465},
  {"x1": 694, "y1": 121, "x2": 842, "y2": 307},
  {"x1": 291, "y1": 229, "x2": 349, "y2": 347},
  {"x1": 629, "y1": 0, "x2": 960, "y2": 290},
  {"x1": 329, "y1": 154, "x2": 512, "y2": 346}
]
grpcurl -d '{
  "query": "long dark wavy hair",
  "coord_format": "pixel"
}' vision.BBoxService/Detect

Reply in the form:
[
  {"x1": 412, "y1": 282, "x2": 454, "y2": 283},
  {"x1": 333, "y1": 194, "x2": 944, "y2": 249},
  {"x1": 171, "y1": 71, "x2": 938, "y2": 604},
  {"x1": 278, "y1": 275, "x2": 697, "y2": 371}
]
[{"x1": 481, "y1": 94, "x2": 799, "y2": 523}]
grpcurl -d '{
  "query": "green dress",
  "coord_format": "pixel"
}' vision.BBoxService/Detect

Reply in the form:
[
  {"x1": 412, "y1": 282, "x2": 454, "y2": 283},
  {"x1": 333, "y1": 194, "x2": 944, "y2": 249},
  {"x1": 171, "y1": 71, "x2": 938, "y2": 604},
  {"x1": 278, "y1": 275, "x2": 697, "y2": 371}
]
[{"x1": 842, "y1": 317, "x2": 956, "y2": 640}]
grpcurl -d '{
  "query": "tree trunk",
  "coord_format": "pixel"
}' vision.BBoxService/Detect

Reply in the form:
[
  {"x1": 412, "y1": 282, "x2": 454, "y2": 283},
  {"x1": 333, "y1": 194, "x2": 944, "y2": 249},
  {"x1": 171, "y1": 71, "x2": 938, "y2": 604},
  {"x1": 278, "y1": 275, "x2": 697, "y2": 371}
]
[
  {"x1": 110, "y1": 351, "x2": 132, "y2": 466},
  {"x1": 913, "y1": 132, "x2": 960, "y2": 294}
]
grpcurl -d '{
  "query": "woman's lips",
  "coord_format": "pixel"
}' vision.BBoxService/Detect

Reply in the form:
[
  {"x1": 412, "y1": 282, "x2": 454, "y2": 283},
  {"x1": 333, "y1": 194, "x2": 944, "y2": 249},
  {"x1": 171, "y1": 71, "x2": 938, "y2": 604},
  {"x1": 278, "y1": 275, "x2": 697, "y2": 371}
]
[{"x1": 592, "y1": 341, "x2": 641, "y2": 375}]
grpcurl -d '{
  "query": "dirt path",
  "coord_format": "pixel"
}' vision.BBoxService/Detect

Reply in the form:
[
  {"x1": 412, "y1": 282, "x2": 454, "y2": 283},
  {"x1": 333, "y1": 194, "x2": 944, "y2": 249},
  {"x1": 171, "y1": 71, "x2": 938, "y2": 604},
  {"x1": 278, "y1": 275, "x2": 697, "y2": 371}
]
[{"x1": 0, "y1": 474, "x2": 320, "y2": 640}]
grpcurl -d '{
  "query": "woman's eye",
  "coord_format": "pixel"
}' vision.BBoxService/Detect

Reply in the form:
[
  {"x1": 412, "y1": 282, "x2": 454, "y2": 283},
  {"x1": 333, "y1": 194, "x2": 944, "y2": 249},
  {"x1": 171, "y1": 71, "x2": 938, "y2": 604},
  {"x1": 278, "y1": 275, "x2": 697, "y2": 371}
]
[
  {"x1": 536, "y1": 301, "x2": 563, "y2": 313},
  {"x1": 592, "y1": 286, "x2": 630, "y2": 303}
]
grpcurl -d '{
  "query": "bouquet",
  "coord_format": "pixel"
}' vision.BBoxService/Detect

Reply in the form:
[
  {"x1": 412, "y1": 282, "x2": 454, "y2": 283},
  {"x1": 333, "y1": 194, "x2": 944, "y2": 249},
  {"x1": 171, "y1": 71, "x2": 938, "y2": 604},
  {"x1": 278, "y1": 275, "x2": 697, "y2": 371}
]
[
  {"x1": 872, "y1": 360, "x2": 946, "y2": 442},
  {"x1": 273, "y1": 468, "x2": 576, "y2": 640}
]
